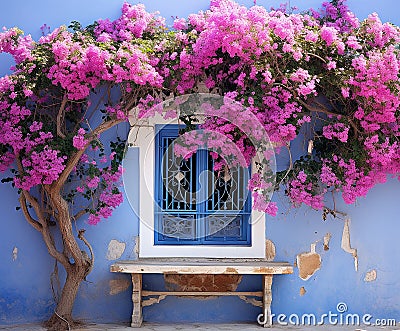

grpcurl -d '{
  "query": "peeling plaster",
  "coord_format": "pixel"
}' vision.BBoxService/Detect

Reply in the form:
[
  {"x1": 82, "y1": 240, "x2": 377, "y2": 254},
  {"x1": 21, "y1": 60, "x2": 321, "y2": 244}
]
[
  {"x1": 296, "y1": 243, "x2": 321, "y2": 281},
  {"x1": 299, "y1": 287, "x2": 307, "y2": 296},
  {"x1": 12, "y1": 247, "x2": 18, "y2": 261},
  {"x1": 265, "y1": 239, "x2": 276, "y2": 262},
  {"x1": 133, "y1": 236, "x2": 139, "y2": 260},
  {"x1": 109, "y1": 278, "x2": 131, "y2": 295},
  {"x1": 323, "y1": 233, "x2": 332, "y2": 251},
  {"x1": 143, "y1": 295, "x2": 167, "y2": 307},
  {"x1": 106, "y1": 240, "x2": 126, "y2": 261},
  {"x1": 341, "y1": 219, "x2": 358, "y2": 271},
  {"x1": 364, "y1": 269, "x2": 377, "y2": 282}
]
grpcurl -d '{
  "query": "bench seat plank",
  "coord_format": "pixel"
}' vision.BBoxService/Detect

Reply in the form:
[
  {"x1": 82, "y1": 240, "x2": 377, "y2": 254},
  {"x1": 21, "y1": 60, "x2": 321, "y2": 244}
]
[{"x1": 111, "y1": 260, "x2": 293, "y2": 275}]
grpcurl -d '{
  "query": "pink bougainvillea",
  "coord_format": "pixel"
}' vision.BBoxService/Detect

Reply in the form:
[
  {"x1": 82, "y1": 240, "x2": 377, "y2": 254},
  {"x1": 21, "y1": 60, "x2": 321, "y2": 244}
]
[
  {"x1": 0, "y1": 2, "x2": 171, "y2": 225},
  {"x1": 167, "y1": 0, "x2": 400, "y2": 212},
  {"x1": 0, "y1": 0, "x2": 399, "y2": 222}
]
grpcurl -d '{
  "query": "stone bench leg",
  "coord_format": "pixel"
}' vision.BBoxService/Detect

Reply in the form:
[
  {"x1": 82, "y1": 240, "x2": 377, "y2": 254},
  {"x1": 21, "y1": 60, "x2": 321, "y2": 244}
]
[
  {"x1": 262, "y1": 275, "x2": 273, "y2": 328},
  {"x1": 131, "y1": 273, "x2": 143, "y2": 327}
]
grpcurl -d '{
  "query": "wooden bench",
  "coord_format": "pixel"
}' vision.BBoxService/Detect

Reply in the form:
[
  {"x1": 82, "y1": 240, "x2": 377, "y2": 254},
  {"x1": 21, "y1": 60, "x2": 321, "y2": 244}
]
[{"x1": 111, "y1": 259, "x2": 293, "y2": 328}]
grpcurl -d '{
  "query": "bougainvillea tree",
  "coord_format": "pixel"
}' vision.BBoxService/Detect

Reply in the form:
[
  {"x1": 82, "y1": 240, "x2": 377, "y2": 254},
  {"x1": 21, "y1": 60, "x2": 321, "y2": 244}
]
[
  {"x1": 0, "y1": 4, "x2": 180, "y2": 329},
  {"x1": 0, "y1": 0, "x2": 399, "y2": 329}
]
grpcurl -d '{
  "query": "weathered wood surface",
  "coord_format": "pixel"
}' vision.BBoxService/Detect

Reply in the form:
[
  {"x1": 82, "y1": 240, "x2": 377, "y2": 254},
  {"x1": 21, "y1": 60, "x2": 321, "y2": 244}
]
[
  {"x1": 111, "y1": 259, "x2": 293, "y2": 275},
  {"x1": 142, "y1": 290, "x2": 263, "y2": 296},
  {"x1": 263, "y1": 274, "x2": 273, "y2": 328},
  {"x1": 131, "y1": 274, "x2": 142, "y2": 327}
]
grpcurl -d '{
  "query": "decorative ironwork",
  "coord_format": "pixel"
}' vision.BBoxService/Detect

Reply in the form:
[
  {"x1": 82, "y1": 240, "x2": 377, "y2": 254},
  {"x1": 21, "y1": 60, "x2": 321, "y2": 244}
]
[
  {"x1": 207, "y1": 162, "x2": 250, "y2": 212},
  {"x1": 207, "y1": 215, "x2": 242, "y2": 238},
  {"x1": 161, "y1": 137, "x2": 196, "y2": 211},
  {"x1": 161, "y1": 215, "x2": 196, "y2": 239}
]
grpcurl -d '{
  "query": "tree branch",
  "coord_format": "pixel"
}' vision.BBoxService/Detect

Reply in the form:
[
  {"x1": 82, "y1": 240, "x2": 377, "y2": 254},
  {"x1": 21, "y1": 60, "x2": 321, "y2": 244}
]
[
  {"x1": 57, "y1": 95, "x2": 68, "y2": 139},
  {"x1": 44, "y1": 186, "x2": 86, "y2": 267},
  {"x1": 278, "y1": 141, "x2": 294, "y2": 185},
  {"x1": 298, "y1": 98, "x2": 333, "y2": 115},
  {"x1": 298, "y1": 98, "x2": 362, "y2": 138},
  {"x1": 16, "y1": 154, "x2": 69, "y2": 267},
  {"x1": 51, "y1": 118, "x2": 123, "y2": 192},
  {"x1": 19, "y1": 193, "x2": 42, "y2": 232},
  {"x1": 78, "y1": 229, "x2": 94, "y2": 277},
  {"x1": 21, "y1": 189, "x2": 70, "y2": 267},
  {"x1": 74, "y1": 88, "x2": 109, "y2": 133},
  {"x1": 73, "y1": 209, "x2": 88, "y2": 222},
  {"x1": 306, "y1": 52, "x2": 327, "y2": 63}
]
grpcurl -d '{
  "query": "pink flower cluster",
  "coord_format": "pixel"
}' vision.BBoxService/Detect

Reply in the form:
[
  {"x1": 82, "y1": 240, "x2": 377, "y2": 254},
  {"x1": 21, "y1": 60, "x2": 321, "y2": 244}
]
[
  {"x1": 45, "y1": 27, "x2": 163, "y2": 100},
  {"x1": 287, "y1": 171, "x2": 325, "y2": 209},
  {"x1": 0, "y1": 27, "x2": 34, "y2": 64},
  {"x1": 87, "y1": 165, "x2": 124, "y2": 225},
  {"x1": 248, "y1": 173, "x2": 276, "y2": 215},
  {"x1": 74, "y1": 150, "x2": 124, "y2": 225},
  {"x1": 320, "y1": 162, "x2": 341, "y2": 188},
  {"x1": 319, "y1": 0, "x2": 359, "y2": 33},
  {"x1": 253, "y1": 191, "x2": 278, "y2": 216},
  {"x1": 94, "y1": 3, "x2": 165, "y2": 42},
  {"x1": 106, "y1": 105, "x2": 127, "y2": 120},
  {"x1": 322, "y1": 123, "x2": 349, "y2": 142},
  {"x1": 15, "y1": 146, "x2": 67, "y2": 190},
  {"x1": 348, "y1": 47, "x2": 399, "y2": 132},
  {"x1": 0, "y1": 152, "x2": 14, "y2": 172},
  {"x1": 73, "y1": 128, "x2": 88, "y2": 150},
  {"x1": 364, "y1": 136, "x2": 400, "y2": 173},
  {"x1": 334, "y1": 157, "x2": 375, "y2": 204},
  {"x1": 0, "y1": 88, "x2": 63, "y2": 190}
]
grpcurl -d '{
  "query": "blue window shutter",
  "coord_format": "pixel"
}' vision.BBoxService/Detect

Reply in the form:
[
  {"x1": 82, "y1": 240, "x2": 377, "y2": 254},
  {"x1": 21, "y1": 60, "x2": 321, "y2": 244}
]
[{"x1": 154, "y1": 124, "x2": 251, "y2": 246}]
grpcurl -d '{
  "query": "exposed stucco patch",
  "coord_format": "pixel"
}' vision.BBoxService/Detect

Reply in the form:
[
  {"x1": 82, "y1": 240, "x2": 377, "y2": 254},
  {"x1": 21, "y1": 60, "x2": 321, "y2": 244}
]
[
  {"x1": 12, "y1": 247, "x2": 18, "y2": 261},
  {"x1": 296, "y1": 243, "x2": 321, "y2": 281},
  {"x1": 299, "y1": 286, "x2": 307, "y2": 296},
  {"x1": 341, "y1": 219, "x2": 358, "y2": 271},
  {"x1": 109, "y1": 278, "x2": 131, "y2": 295},
  {"x1": 265, "y1": 239, "x2": 276, "y2": 262},
  {"x1": 106, "y1": 239, "x2": 126, "y2": 260},
  {"x1": 364, "y1": 269, "x2": 377, "y2": 282},
  {"x1": 323, "y1": 233, "x2": 332, "y2": 251},
  {"x1": 133, "y1": 236, "x2": 139, "y2": 260}
]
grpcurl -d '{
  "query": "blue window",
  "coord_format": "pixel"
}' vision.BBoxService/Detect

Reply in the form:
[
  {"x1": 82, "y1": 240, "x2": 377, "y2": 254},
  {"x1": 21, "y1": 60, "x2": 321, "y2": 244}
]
[{"x1": 154, "y1": 124, "x2": 251, "y2": 245}]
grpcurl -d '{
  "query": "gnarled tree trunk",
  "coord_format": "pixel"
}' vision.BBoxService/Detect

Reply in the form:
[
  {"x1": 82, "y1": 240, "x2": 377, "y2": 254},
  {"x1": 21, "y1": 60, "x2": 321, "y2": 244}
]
[
  {"x1": 16, "y1": 120, "x2": 121, "y2": 331},
  {"x1": 44, "y1": 264, "x2": 89, "y2": 330},
  {"x1": 20, "y1": 185, "x2": 94, "y2": 331}
]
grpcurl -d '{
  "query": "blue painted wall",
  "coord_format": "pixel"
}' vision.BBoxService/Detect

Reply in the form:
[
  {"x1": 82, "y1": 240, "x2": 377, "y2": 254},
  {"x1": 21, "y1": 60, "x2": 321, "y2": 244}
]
[{"x1": 0, "y1": 0, "x2": 399, "y2": 326}]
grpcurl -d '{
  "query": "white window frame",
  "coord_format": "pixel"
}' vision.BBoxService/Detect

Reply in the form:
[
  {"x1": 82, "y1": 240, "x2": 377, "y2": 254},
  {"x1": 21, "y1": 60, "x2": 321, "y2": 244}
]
[{"x1": 126, "y1": 113, "x2": 266, "y2": 258}]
